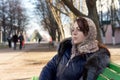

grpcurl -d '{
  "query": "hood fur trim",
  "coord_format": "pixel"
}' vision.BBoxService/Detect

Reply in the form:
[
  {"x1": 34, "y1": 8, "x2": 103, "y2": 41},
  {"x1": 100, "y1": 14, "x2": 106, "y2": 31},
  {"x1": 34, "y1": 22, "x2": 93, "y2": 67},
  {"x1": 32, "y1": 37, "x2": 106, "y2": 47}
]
[{"x1": 73, "y1": 17, "x2": 99, "y2": 54}]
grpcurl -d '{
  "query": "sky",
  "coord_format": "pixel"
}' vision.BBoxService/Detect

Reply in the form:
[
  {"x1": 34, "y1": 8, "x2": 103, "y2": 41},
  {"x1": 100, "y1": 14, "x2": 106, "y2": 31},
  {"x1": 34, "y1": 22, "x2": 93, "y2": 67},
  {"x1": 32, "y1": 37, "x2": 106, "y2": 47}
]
[
  {"x1": 21, "y1": 0, "x2": 52, "y2": 41},
  {"x1": 20, "y1": 0, "x2": 71, "y2": 40},
  {"x1": 21, "y1": 0, "x2": 42, "y2": 37}
]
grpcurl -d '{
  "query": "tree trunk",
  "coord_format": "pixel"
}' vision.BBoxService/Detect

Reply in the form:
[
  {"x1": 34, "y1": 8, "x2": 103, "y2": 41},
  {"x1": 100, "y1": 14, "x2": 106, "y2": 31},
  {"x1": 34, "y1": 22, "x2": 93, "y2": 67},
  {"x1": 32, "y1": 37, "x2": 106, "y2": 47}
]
[
  {"x1": 86, "y1": 0, "x2": 102, "y2": 42},
  {"x1": 61, "y1": 0, "x2": 86, "y2": 17},
  {"x1": 48, "y1": 0, "x2": 65, "y2": 41}
]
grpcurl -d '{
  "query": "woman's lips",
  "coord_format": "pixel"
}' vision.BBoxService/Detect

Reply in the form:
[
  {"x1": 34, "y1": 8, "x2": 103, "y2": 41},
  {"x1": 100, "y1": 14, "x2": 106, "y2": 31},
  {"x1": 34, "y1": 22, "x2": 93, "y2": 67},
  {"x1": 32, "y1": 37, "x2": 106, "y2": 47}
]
[{"x1": 73, "y1": 37, "x2": 77, "y2": 40}]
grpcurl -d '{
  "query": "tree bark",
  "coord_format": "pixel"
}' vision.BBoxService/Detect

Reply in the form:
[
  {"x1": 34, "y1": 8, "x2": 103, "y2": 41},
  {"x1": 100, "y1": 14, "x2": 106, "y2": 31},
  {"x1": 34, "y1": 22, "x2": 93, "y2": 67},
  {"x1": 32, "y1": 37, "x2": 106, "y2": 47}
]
[
  {"x1": 47, "y1": 0, "x2": 65, "y2": 41},
  {"x1": 86, "y1": 0, "x2": 102, "y2": 42},
  {"x1": 61, "y1": 0, "x2": 86, "y2": 17}
]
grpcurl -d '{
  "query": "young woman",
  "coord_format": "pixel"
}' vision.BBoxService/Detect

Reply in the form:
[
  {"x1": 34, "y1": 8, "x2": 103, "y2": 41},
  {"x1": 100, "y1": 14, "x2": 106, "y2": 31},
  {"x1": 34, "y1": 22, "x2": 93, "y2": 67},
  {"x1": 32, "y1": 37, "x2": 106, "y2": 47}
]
[{"x1": 39, "y1": 17, "x2": 110, "y2": 80}]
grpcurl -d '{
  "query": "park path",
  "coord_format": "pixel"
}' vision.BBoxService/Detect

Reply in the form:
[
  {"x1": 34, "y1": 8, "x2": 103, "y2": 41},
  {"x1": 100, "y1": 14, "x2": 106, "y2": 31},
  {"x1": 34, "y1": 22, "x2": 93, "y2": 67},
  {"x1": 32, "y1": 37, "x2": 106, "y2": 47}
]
[
  {"x1": 0, "y1": 43, "x2": 120, "y2": 80},
  {"x1": 0, "y1": 42, "x2": 56, "y2": 80}
]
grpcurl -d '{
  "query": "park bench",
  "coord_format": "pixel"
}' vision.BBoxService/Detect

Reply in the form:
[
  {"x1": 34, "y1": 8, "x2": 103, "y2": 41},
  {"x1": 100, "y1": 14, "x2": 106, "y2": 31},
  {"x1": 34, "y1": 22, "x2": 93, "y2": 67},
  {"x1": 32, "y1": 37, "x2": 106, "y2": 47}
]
[
  {"x1": 32, "y1": 62, "x2": 120, "y2": 80},
  {"x1": 97, "y1": 62, "x2": 120, "y2": 80}
]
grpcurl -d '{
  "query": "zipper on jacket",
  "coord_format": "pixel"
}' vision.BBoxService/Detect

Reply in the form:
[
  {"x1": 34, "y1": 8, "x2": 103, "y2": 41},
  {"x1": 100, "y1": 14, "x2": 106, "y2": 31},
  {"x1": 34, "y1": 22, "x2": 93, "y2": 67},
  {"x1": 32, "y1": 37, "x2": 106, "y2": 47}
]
[
  {"x1": 57, "y1": 58, "x2": 71, "y2": 77},
  {"x1": 58, "y1": 53, "x2": 76, "y2": 75},
  {"x1": 66, "y1": 59, "x2": 71, "y2": 67}
]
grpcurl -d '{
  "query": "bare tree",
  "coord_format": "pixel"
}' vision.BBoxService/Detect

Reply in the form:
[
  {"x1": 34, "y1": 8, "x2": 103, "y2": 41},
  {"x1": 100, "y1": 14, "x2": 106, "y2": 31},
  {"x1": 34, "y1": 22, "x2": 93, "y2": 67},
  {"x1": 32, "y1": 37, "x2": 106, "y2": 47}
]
[
  {"x1": 15, "y1": 3, "x2": 27, "y2": 32},
  {"x1": 0, "y1": 0, "x2": 8, "y2": 42},
  {"x1": 0, "y1": 0, "x2": 28, "y2": 42},
  {"x1": 46, "y1": 0, "x2": 65, "y2": 40},
  {"x1": 36, "y1": 0, "x2": 62, "y2": 41}
]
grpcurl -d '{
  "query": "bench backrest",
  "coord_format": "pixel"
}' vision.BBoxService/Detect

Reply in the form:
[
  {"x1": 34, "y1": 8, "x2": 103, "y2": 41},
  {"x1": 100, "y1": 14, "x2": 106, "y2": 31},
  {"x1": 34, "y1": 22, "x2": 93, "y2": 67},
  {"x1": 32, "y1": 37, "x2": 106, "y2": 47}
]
[{"x1": 97, "y1": 62, "x2": 120, "y2": 80}]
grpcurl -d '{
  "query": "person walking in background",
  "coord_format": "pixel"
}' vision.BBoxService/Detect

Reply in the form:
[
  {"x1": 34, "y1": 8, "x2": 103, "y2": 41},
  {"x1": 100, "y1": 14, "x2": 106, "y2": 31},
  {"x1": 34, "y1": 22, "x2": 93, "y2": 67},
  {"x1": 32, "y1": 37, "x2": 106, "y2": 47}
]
[
  {"x1": 39, "y1": 17, "x2": 111, "y2": 80},
  {"x1": 38, "y1": 33, "x2": 42, "y2": 44},
  {"x1": 18, "y1": 32, "x2": 24, "y2": 50},
  {"x1": 38, "y1": 38, "x2": 42, "y2": 44},
  {"x1": 12, "y1": 33, "x2": 18, "y2": 50},
  {"x1": 7, "y1": 34, "x2": 12, "y2": 48}
]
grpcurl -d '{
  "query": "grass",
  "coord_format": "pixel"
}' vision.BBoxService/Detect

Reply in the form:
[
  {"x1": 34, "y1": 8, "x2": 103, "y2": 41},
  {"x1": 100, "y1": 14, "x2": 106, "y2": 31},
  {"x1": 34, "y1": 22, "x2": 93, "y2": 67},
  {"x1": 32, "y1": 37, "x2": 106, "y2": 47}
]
[{"x1": 0, "y1": 43, "x2": 8, "y2": 49}]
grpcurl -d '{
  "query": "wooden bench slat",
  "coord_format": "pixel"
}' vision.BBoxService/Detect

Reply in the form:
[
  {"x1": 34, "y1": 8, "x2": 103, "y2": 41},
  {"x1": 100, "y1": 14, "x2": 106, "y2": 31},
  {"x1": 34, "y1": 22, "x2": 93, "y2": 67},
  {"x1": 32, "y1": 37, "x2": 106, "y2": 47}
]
[
  {"x1": 97, "y1": 74, "x2": 108, "y2": 80},
  {"x1": 109, "y1": 62, "x2": 120, "y2": 73},
  {"x1": 32, "y1": 76, "x2": 39, "y2": 80},
  {"x1": 101, "y1": 68, "x2": 120, "y2": 80}
]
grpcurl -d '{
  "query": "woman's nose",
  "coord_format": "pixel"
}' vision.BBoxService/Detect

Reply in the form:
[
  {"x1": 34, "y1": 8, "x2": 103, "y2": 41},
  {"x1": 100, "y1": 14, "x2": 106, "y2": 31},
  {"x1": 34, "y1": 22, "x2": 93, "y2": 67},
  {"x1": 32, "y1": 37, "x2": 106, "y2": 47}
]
[{"x1": 72, "y1": 29, "x2": 77, "y2": 35}]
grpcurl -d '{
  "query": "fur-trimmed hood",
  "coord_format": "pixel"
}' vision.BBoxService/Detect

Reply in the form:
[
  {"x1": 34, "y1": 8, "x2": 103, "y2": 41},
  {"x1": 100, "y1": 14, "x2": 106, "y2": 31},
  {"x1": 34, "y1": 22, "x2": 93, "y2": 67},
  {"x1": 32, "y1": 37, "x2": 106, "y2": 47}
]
[
  {"x1": 58, "y1": 37, "x2": 72, "y2": 56},
  {"x1": 58, "y1": 37, "x2": 110, "y2": 57}
]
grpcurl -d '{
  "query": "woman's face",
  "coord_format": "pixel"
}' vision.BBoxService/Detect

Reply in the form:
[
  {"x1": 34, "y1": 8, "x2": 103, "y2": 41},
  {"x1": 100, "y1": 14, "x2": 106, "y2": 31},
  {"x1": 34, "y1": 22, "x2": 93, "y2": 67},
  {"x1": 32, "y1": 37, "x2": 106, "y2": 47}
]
[{"x1": 72, "y1": 22, "x2": 86, "y2": 44}]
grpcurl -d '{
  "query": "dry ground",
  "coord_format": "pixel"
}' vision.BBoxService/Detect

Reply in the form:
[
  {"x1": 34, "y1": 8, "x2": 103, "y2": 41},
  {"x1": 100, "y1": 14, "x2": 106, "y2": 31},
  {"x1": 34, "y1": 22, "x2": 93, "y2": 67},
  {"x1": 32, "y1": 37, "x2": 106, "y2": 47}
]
[
  {"x1": 0, "y1": 43, "x2": 56, "y2": 80},
  {"x1": 0, "y1": 43, "x2": 120, "y2": 80}
]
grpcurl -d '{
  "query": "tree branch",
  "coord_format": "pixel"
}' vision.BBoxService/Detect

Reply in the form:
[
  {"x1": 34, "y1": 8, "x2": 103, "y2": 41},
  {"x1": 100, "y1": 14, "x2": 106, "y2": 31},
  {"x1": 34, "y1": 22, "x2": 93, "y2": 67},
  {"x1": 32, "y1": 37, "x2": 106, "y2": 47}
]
[
  {"x1": 61, "y1": 0, "x2": 87, "y2": 17},
  {"x1": 47, "y1": 1, "x2": 68, "y2": 16}
]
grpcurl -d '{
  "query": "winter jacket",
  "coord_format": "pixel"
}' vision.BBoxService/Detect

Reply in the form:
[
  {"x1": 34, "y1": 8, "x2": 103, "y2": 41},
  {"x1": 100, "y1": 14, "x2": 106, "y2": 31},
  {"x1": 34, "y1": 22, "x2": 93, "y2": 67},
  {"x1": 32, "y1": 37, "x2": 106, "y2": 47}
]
[
  {"x1": 39, "y1": 38, "x2": 110, "y2": 80},
  {"x1": 12, "y1": 34, "x2": 18, "y2": 42}
]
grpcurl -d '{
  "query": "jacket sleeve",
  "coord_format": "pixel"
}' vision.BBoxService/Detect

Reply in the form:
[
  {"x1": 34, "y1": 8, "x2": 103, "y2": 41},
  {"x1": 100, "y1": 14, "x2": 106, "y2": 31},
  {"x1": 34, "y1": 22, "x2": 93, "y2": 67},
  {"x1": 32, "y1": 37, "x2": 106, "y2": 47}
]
[
  {"x1": 39, "y1": 54, "x2": 58, "y2": 80},
  {"x1": 83, "y1": 48, "x2": 111, "y2": 80}
]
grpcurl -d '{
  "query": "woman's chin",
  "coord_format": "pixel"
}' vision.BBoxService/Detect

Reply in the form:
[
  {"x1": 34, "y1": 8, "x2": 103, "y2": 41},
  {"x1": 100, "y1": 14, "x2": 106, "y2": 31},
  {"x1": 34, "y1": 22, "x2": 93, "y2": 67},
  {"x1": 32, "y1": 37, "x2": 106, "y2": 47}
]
[{"x1": 73, "y1": 42, "x2": 78, "y2": 44}]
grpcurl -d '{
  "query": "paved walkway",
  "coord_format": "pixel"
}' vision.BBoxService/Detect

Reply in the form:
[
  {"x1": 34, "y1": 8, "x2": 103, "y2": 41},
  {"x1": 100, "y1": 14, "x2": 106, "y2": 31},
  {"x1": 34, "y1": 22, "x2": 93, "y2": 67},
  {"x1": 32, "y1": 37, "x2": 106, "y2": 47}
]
[
  {"x1": 0, "y1": 42, "x2": 56, "y2": 80},
  {"x1": 106, "y1": 44, "x2": 120, "y2": 65},
  {"x1": 0, "y1": 43, "x2": 120, "y2": 80}
]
